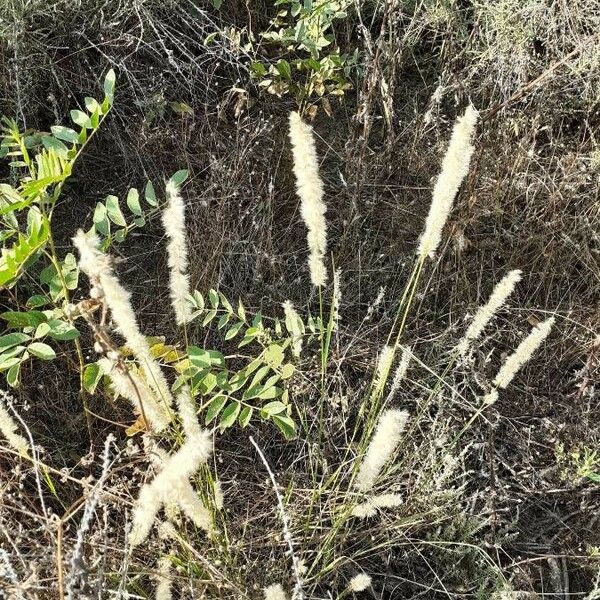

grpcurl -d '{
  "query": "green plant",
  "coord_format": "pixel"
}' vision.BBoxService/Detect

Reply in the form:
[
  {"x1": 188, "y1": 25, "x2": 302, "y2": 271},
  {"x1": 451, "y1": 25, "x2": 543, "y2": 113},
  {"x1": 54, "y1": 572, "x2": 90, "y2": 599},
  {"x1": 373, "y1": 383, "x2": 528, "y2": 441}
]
[
  {"x1": 0, "y1": 72, "x2": 191, "y2": 396},
  {"x1": 91, "y1": 171, "x2": 187, "y2": 247},
  {"x1": 209, "y1": 0, "x2": 358, "y2": 114},
  {"x1": 81, "y1": 285, "x2": 315, "y2": 439},
  {"x1": 0, "y1": 71, "x2": 118, "y2": 391},
  {"x1": 556, "y1": 443, "x2": 600, "y2": 484}
]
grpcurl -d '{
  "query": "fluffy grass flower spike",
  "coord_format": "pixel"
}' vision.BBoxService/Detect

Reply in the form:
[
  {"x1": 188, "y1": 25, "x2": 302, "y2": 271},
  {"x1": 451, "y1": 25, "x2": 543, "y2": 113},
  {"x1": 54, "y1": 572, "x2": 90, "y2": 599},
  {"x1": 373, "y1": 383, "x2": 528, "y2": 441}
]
[
  {"x1": 264, "y1": 584, "x2": 288, "y2": 600},
  {"x1": 0, "y1": 390, "x2": 28, "y2": 455},
  {"x1": 456, "y1": 269, "x2": 522, "y2": 356},
  {"x1": 282, "y1": 300, "x2": 304, "y2": 358},
  {"x1": 417, "y1": 105, "x2": 479, "y2": 259},
  {"x1": 162, "y1": 179, "x2": 192, "y2": 325},
  {"x1": 289, "y1": 111, "x2": 328, "y2": 286},
  {"x1": 155, "y1": 555, "x2": 173, "y2": 600},
  {"x1": 129, "y1": 388, "x2": 212, "y2": 547},
  {"x1": 98, "y1": 358, "x2": 171, "y2": 432},
  {"x1": 354, "y1": 409, "x2": 409, "y2": 492},
  {"x1": 351, "y1": 493, "x2": 403, "y2": 518},
  {"x1": 387, "y1": 346, "x2": 411, "y2": 400},
  {"x1": 371, "y1": 345, "x2": 394, "y2": 399},
  {"x1": 73, "y1": 230, "x2": 174, "y2": 415},
  {"x1": 348, "y1": 573, "x2": 372, "y2": 592},
  {"x1": 493, "y1": 317, "x2": 555, "y2": 389}
]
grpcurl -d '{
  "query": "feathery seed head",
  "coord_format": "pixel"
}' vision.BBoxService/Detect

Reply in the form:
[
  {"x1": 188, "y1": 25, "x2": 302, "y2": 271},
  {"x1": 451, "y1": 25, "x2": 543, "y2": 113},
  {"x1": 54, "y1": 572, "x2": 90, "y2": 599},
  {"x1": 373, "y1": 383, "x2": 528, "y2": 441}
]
[
  {"x1": 417, "y1": 105, "x2": 479, "y2": 259},
  {"x1": 371, "y1": 493, "x2": 403, "y2": 508},
  {"x1": 155, "y1": 555, "x2": 173, "y2": 600},
  {"x1": 348, "y1": 573, "x2": 372, "y2": 592},
  {"x1": 388, "y1": 346, "x2": 411, "y2": 399},
  {"x1": 493, "y1": 317, "x2": 555, "y2": 389},
  {"x1": 72, "y1": 229, "x2": 105, "y2": 280},
  {"x1": 456, "y1": 269, "x2": 522, "y2": 356},
  {"x1": 162, "y1": 180, "x2": 192, "y2": 325},
  {"x1": 129, "y1": 390, "x2": 212, "y2": 547},
  {"x1": 351, "y1": 500, "x2": 378, "y2": 519},
  {"x1": 373, "y1": 345, "x2": 395, "y2": 394},
  {"x1": 264, "y1": 584, "x2": 288, "y2": 600},
  {"x1": 214, "y1": 479, "x2": 224, "y2": 510},
  {"x1": 282, "y1": 300, "x2": 304, "y2": 358},
  {"x1": 0, "y1": 391, "x2": 29, "y2": 455},
  {"x1": 354, "y1": 409, "x2": 410, "y2": 492},
  {"x1": 483, "y1": 390, "x2": 499, "y2": 404},
  {"x1": 99, "y1": 358, "x2": 171, "y2": 432},
  {"x1": 289, "y1": 111, "x2": 328, "y2": 286},
  {"x1": 73, "y1": 229, "x2": 174, "y2": 411},
  {"x1": 351, "y1": 493, "x2": 403, "y2": 518}
]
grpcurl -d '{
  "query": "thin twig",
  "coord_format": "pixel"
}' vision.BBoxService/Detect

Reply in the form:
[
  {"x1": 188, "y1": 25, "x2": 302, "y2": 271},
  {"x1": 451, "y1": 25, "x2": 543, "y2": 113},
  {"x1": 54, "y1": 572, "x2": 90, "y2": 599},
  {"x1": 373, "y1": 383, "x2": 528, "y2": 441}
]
[{"x1": 249, "y1": 436, "x2": 304, "y2": 600}]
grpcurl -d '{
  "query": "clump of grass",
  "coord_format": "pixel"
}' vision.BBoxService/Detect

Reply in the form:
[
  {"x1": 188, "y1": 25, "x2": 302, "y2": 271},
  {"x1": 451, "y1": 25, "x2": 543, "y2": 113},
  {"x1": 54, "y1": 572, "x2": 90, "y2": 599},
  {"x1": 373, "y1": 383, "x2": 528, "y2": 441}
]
[
  {"x1": 0, "y1": 69, "x2": 583, "y2": 600},
  {"x1": 1, "y1": 101, "x2": 564, "y2": 600}
]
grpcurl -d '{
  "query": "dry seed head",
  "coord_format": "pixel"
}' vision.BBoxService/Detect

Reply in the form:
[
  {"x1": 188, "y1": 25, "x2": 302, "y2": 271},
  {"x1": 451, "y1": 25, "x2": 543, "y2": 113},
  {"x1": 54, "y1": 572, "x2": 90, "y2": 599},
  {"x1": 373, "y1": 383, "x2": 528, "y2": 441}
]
[
  {"x1": 73, "y1": 230, "x2": 174, "y2": 411},
  {"x1": 129, "y1": 389, "x2": 212, "y2": 547},
  {"x1": 0, "y1": 392, "x2": 28, "y2": 455},
  {"x1": 348, "y1": 573, "x2": 372, "y2": 592},
  {"x1": 264, "y1": 584, "x2": 288, "y2": 600},
  {"x1": 99, "y1": 358, "x2": 171, "y2": 432},
  {"x1": 289, "y1": 111, "x2": 328, "y2": 286},
  {"x1": 282, "y1": 300, "x2": 304, "y2": 358},
  {"x1": 417, "y1": 105, "x2": 479, "y2": 259},
  {"x1": 162, "y1": 180, "x2": 192, "y2": 325},
  {"x1": 175, "y1": 483, "x2": 213, "y2": 532},
  {"x1": 456, "y1": 269, "x2": 522, "y2": 356},
  {"x1": 388, "y1": 346, "x2": 411, "y2": 399},
  {"x1": 352, "y1": 493, "x2": 403, "y2": 518},
  {"x1": 493, "y1": 317, "x2": 555, "y2": 389},
  {"x1": 371, "y1": 493, "x2": 403, "y2": 508},
  {"x1": 354, "y1": 409, "x2": 410, "y2": 492},
  {"x1": 351, "y1": 500, "x2": 378, "y2": 519},
  {"x1": 155, "y1": 555, "x2": 173, "y2": 600},
  {"x1": 332, "y1": 267, "x2": 342, "y2": 330},
  {"x1": 483, "y1": 390, "x2": 499, "y2": 404},
  {"x1": 214, "y1": 479, "x2": 224, "y2": 510},
  {"x1": 373, "y1": 345, "x2": 395, "y2": 394}
]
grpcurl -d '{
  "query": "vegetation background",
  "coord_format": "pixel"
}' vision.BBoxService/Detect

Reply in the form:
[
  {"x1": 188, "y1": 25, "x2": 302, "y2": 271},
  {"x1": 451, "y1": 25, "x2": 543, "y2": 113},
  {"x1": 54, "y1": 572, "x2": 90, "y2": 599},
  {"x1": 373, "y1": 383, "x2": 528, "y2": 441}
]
[{"x1": 0, "y1": 0, "x2": 598, "y2": 598}]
